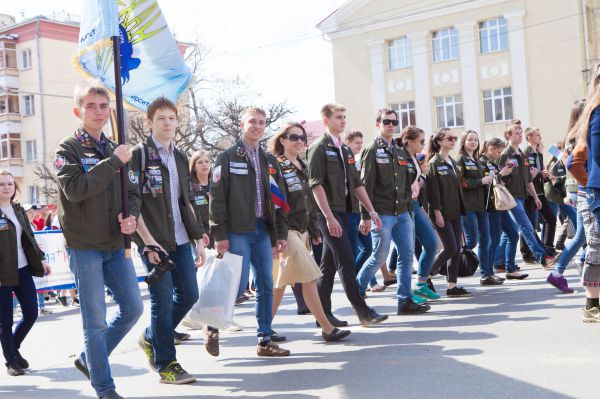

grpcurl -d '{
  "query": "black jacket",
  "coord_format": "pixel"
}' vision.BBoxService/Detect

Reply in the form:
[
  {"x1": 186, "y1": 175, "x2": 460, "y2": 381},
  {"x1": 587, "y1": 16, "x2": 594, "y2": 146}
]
[
  {"x1": 0, "y1": 204, "x2": 45, "y2": 286},
  {"x1": 427, "y1": 154, "x2": 464, "y2": 220},
  {"x1": 457, "y1": 154, "x2": 486, "y2": 212}
]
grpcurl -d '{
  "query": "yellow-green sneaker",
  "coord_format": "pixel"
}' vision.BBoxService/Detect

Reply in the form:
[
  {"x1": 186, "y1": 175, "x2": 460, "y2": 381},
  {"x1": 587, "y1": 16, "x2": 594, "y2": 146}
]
[
  {"x1": 138, "y1": 334, "x2": 156, "y2": 370},
  {"x1": 159, "y1": 361, "x2": 196, "y2": 384}
]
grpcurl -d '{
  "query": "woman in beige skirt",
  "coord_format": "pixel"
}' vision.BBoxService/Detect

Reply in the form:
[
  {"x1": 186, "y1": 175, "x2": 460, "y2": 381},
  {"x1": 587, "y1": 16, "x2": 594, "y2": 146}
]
[{"x1": 269, "y1": 123, "x2": 351, "y2": 342}]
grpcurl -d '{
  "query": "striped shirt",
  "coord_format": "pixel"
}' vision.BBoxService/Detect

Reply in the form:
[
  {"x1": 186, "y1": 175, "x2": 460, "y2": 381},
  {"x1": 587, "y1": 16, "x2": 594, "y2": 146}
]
[
  {"x1": 154, "y1": 136, "x2": 189, "y2": 245},
  {"x1": 243, "y1": 141, "x2": 265, "y2": 218}
]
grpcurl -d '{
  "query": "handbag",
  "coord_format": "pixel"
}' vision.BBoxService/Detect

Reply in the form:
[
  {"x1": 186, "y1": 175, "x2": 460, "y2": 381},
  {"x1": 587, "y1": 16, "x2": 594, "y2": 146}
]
[
  {"x1": 438, "y1": 246, "x2": 480, "y2": 278},
  {"x1": 492, "y1": 180, "x2": 516, "y2": 211}
]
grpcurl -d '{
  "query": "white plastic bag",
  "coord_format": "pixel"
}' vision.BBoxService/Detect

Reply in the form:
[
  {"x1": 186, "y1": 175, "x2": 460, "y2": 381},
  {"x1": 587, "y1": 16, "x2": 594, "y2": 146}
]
[{"x1": 188, "y1": 250, "x2": 242, "y2": 329}]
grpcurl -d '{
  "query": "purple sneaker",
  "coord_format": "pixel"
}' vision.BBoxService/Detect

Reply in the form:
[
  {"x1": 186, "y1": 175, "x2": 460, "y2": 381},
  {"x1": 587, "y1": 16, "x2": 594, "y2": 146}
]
[{"x1": 547, "y1": 273, "x2": 574, "y2": 293}]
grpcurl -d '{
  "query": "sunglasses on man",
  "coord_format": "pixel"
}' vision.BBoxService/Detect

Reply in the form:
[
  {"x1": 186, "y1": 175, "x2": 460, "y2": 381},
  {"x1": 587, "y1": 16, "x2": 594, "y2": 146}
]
[{"x1": 381, "y1": 119, "x2": 399, "y2": 126}]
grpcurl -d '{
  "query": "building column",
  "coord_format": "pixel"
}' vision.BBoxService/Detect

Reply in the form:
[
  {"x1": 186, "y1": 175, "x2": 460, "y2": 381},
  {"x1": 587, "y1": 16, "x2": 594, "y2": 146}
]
[
  {"x1": 504, "y1": 10, "x2": 530, "y2": 127},
  {"x1": 455, "y1": 20, "x2": 481, "y2": 129},
  {"x1": 365, "y1": 39, "x2": 386, "y2": 116},
  {"x1": 407, "y1": 31, "x2": 433, "y2": 135}
]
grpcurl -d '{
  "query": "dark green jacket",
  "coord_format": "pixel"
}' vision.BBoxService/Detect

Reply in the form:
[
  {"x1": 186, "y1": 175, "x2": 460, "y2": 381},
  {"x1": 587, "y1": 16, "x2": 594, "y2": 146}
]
[
  {"x1": 479, "y1": 155, "x2": 503, "y2": 212},
  {"x1": 426, "y1": 154, "x2": 463, "y2": 220},
  {"x1": 55, "y1": 130, "x2": 141, "y2": 250},
  {"x1": 209, "y1": 140, "x2": 288, "y2": 246},
  {"x1": 0, "y1": 204, "x2": 46, "y2": 286},
  {"x1": 498, "y1": 145, "x2": 531, "y2": 199},
  {"x1": 277, "y1": 155, "x2": 319, "y2": 238},
  {"x1": 524, "y1": 145, "x2": 546, "y2": 196},
  {"x1": 190, "y1": 180, "x2": 210, "y2": 236},
  {"x1": 545, "y1": 157, "x2": 567, "y2": 204},
  {"x1": 307, "y1": 133, "x2": 362, "y2": 214},
  {"x1": 457, "y1": 154, "x2": 486, "y2": 212},
  {"x1": 360, "y1": 136, "x2": 413, "y2": 218},
  {"x1": 130, "y1": 137, "x2": 204, "y2": 252}
]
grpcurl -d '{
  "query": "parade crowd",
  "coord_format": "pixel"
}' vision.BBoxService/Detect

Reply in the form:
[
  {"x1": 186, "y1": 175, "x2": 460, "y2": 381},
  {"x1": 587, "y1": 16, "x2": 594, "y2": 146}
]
[{"x1": 1, "y1": 77, "x2": 600, "y2": 399}]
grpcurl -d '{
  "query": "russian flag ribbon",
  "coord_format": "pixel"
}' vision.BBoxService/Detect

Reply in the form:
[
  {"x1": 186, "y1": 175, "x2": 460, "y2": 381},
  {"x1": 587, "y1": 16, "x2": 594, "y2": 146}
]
[{"x1": 270, "y1": 175, "x2": 290, "y2": 213}]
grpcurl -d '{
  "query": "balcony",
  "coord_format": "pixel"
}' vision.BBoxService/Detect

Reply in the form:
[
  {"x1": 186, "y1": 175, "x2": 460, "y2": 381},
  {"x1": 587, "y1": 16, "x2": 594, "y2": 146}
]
[
  {"x1": 0, "y1": 41, "x2": 18, "y2": 77},
  {"x1": 0, "y1": 158, "x2": 24, "y2": 177}
]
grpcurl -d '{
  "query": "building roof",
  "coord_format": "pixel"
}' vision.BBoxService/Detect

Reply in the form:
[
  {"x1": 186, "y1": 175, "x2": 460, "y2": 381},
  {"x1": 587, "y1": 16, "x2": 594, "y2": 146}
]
[{"x1": 0, "y1": 15, "x2": 79, "y2": 43}]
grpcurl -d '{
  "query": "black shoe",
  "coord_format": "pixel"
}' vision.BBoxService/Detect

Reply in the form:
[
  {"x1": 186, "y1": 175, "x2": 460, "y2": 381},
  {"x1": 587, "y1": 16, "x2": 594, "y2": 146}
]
[
  {"x1": 57, "y1": 295, "x2": 68, "y2": 306},
  {"x1": 74, "y1": 357, "x2": 90, "y2": 380},
  {"x1": 397, "y1": 300, "x2": 431, "y2": 315},
  {"x1": 522, "y1": 254, "x2": 537, "y2": 264},
  {"x1": 359, "y1": 309, "x2": 388, "y2": 326},
  {"x1": 555, "y1": 242, "x2": 565, "y2": 251},
  {"x1": 174, "y1": 330, "x2": 191, "y2": 345},
  {"x1": 545, "y1": 246, "x2": 558, "y2": 257},
  {"x1": 270, "y1": 330, "x2": 287, "y2": 342},
  {"x1": 316, "y1": 313, "x2": 348, "y2": 328},
  {"x1": 15, "y1": 350, "x2": 28, "y2": 369},
  {"x1": 322, "y1": 328, "x2": 351, "y2": 342},
  {"x1": 494, "y1": 264, "x2": 506, "y2": 272},
  {"x1": 297, "y1": 308, "x2": 311, "y2": 315},
  {"x1": 480, "y1": 276, "x2": 505, "y2": 286},
  {"x1": 426, "y1": 278, "x2": 436, "y2": 293},
  {"x1": 446, "y1": 286, "x2": 473, "y2": 297},
  {"x1": 99, "y1": 390, "x2": 124, "y2": 399},
  {"x1": 506, "y1": 273, "x2": 529, "y2": 280},
  {"x1": 383, "y1": 278, "x2": 397, "y2": 287},
  {"x1": 6, "y1": 361, "x2": 24, "y2": 376},
  {"x1": 360, "y1": 292, "x2": 368, "y2": 299}
]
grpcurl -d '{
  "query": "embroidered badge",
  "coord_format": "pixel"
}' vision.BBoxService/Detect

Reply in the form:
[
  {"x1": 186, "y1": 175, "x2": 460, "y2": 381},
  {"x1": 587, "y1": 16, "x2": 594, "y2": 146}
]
[
  {"x1": 375, "y1": 136, "x2": 386, "y2": 148},
  {"x1": 128, "y1": 170, "x2": 139, "y2": 184},
  {"x1": 268, "y1": 168, "x2": 276, "y2": 175},
  {"x1": 398, "y1": 160, "x2": 408, "y2": 166},
  {"x1": 235, "y1": 146, "x2": 247, "y2": 158},
  {"x1": 54, "y1": 156, "x2": 66, "y2": 171},
  {"x1": 75, "y1": 130, "x2": 95, "y2": 148},
  {"x1": 147, "y1": 146, "x2": 160, "y2": 161},
  {"x1": 326, "y1": 150, "x2": 337, "y2": 157},
  {"x1": 347, "y1": 155, "x2": 356, "y2": 165},
  {"x1": 212, "y1": 165, "x2": 222, "y2": 183}
]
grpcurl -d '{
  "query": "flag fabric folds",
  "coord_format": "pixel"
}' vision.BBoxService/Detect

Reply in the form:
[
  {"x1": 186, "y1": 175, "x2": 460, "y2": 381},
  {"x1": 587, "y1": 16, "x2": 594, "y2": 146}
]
[
  {"x1": 75, "y1": 0, "x2": 192, "y2": 112},
  {"x1": 269, "y1": 175, "x2": 290, "y2": 213}
]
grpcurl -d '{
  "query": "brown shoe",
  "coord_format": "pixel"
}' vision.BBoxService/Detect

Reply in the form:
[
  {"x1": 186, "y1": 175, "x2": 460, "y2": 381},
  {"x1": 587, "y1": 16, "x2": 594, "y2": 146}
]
[
  {"x1": 256, "y1": 342, "x2": 290, "y2": 357},
  {"x1": 203, "y1": 326, "x2": 219, "y2": 357}
]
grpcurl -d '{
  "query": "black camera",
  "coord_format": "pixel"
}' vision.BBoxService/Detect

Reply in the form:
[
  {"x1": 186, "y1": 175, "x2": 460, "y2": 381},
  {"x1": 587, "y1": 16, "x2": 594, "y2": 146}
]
[{"x1": 143, "y1": 245, "x2": 176, "y2": 285}]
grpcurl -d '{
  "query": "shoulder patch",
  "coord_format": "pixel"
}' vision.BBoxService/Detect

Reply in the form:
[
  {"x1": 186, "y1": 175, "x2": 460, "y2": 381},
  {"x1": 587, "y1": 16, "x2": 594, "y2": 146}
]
[
  {"x1": 54, "y1": 156, "x2": 66, "y2": 171},
  {"x1": 212, "y1": 165, "x2": 222, "y2": 184},
  {"x1": 128, "y1": 170, "x2": 139, "y2": 184}
]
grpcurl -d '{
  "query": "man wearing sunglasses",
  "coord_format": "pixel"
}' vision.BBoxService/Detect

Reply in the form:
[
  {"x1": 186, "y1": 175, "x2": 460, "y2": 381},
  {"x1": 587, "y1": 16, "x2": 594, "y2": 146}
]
[
  {"x1": 356, "y1": 109, "x2": 430, "y2": 314},
  {"x1": 307, "y1": 103, "x2": 388, "y2": 328}
]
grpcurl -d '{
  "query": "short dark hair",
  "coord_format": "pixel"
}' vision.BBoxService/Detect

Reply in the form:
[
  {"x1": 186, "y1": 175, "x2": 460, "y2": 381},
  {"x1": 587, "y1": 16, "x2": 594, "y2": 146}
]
[
  {"x1": 376, "y1": 108, "x2": 398, "y2": 123},
  {"x1": 147, "y1": 96, "x2": 178, "y2": 120},
  {"x1": 345, "y1": 131, "x2": 363, "y2": 142}
]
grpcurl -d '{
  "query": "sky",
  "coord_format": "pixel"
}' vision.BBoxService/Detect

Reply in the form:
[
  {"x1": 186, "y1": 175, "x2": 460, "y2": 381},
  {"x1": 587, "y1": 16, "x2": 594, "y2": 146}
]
[{"x1": 3, "y1": 0, "x2": 345, "y2": 121}]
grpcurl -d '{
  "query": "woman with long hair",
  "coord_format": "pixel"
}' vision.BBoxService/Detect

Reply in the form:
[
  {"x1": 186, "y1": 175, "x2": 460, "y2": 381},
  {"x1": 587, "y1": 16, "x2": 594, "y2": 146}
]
[
  {"x1": 427, "y1": 128, "x2": 471, "y2": 297},
  {"x1": 498, "y1": 123, "x2": 554, "y2": 267},
  {"x1": 269, "y1": 123, "x2": 351, "y2": 341},
  {"x1": 189, "y1": 150, "x2": 212, "y2": 249},
  {"x1": 457, "y1": 130, "x2": 500, "y2": 285},
  {"x1": 397, "y1": 126, "x2": 440, "y2": 298},
  {"x1": 0, "y1": 170, "x2": 51, "y2": 376},
  {"x1": 480, "y1": 138, "x2": 527, "y2": 280}
]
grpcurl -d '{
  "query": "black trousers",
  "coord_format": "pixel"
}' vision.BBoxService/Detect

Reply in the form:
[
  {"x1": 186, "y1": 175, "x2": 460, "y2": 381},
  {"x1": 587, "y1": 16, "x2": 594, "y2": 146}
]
[
  {"x1": 430, "y1": 217, "x2": 462, "y2": 284},
  {"x1": 317, "y1": 211, "x2": 370, "y2": 319},
  {"x1": 521, "y1": 195, "x2": 556, "y2": 255}
]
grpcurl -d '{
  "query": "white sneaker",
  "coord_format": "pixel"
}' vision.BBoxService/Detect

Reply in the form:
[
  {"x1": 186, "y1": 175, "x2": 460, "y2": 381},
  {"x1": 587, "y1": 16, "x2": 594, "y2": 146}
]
[
  {"x1": 224, "y1": 321, "x2": 243, "y2": 332},
  {"x1": 181, "y1": 318, "x2": 203, "y2": 330}
]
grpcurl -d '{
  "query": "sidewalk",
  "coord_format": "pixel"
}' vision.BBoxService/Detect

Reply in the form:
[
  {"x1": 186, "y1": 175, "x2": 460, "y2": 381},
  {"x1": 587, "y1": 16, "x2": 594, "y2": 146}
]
[{"x1": 1, "y1": 264, "x2": 598, "y2": 399}]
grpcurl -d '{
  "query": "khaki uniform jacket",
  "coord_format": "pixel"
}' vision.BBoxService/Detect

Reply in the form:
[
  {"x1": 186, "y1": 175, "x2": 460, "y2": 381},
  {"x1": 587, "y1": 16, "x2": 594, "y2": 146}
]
[
  {"x1": 427, "y1": 154, "x2": 464, "y2": 220},
  {"x1": 479, "y1": 155, "x2": 502, "y2": 212},
  {"x1": 524, "y1": 145, "x2": 546, "y2": 196},
  {"x1": 360, "y1": 136, "x2": 413, "y2": 218},
  {"x1": 498, "y1": 145, "x2": 531, "y2": 199},
  {"x1": 307, "y1": 133, "x2": 362, "y2": 214},
  {"x1": 277, "y1": 155, "x2": 319, "y2": 238},
  {"x1": 209, "y1": 140, "x2": 288, "y2": 246},
  {"x1": 457, "y1": 154, "x2": 486, "y2": 212},
  {"x1": 55, "y1": 130, "x2": 141, "y2": 250},
  {"x1": 0, "y1": 204, "x2": 45, "y2": 286},
  {"x1": 130, "y1": 137, "x2": 204, "y2": 252},
  {"x1": 545, "y1": 157, "x2": 567, "y2": 204}
]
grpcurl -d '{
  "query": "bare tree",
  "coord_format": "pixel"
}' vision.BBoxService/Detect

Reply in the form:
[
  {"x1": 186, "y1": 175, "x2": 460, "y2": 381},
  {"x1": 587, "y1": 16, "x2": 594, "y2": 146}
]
[{"x1": 33, "y1": 163, "x2": 59, "y2": 201}]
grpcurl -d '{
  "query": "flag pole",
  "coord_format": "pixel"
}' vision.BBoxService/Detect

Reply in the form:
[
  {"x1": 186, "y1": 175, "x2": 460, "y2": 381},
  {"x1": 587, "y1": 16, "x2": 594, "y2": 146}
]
[{"x1": 111, "y1": 34, "x2": 131, "y2": 257}]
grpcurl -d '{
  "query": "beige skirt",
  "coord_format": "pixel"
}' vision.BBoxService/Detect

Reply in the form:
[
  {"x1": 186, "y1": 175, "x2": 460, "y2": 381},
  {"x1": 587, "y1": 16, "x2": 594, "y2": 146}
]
[{"x1": 273, "y1": 230, "x2": 323, "y2": 289}]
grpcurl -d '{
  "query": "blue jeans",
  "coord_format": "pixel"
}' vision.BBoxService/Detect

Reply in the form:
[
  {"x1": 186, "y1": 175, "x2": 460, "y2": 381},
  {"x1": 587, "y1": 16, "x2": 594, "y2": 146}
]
[
  {"x1": 490, "y1": 211, "x2": 519, "y2": 272},
  {"x1": 509, "y1": 198, "x2": 547, "y2": 261},
  {"x1": 548, "y1": 202, "x2": 577, "y2": 226},
  {"x1": 140, "y1": 242, "x2": 198, "y2": 369},
  {"x1": 0, "y1": 266, "x2": 38, "y2": 365},
  {"x1": 347, "y1": 212, "x2": 376, "y2": 286},
  {"x1": 67, "y1": 248, "x2": 143, "y2": 397},
  {"x1": 555, "y1": 196, "x2": 587, "y2": 274},
  {"x1": 228, "y1": 220, "x2": 274, "y2": 341},
  {"x1": 462, "y1": 211, "x2": 491, "y2": 277},
  {"x1": 357, "y1": 212, "x2": 414, "y2": 304},
  {"x1": 413, "y1": 201, "x2": 438, "y2": 279}
]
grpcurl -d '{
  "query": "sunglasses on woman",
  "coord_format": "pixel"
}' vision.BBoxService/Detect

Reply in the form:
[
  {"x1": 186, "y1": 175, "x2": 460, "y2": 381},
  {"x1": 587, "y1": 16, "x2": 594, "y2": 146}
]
[
  {"x1": 286, "y1": 134, "x2": 307, "y2": 142},
  {"x1": 382, "y1": 119, "x2": 399, "y2": 126},
  {"x1": 445, "y1": 136, "x2": 458, "y2": 142}
]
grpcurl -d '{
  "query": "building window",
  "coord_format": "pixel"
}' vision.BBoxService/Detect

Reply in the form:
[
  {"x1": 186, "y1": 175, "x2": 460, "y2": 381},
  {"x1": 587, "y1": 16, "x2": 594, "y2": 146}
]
[
  {"x1": 391, "y1": 101, "x2": 416, "y2": 131},
  {"x1": 479, "y1": 17, "x2": 508, "y2": 53},
  {"x1": 435, "y1": 95, "x2": 464, "y2": 128},
  {"x1": 21, "y1": 48, "x2": 32, "y2": 69},
  {"x1": 28, "y1": 186, "x2": 38, "y2": 204},
  {"x1": 0, "y1": 93, "x2": 19, "y2": 114},
  {"x1": 22, "y1": 94, "x2": 34, "y2": 116},
  {"x1": 388, "y1": 37, "x2": 412, "y2": 70},
  {"x1": 432, "y1": 27, "x2": 459, "y2": 62},
  {"x1": 483, "y1": 87, "x2": 513, "y2": 123},
  {"x1": 0, "y1": 41, "x2": 17, "y2": 69},
  {"x1": 26, "y1": 140, "x2": 37, "y2": 161},
  {"x1": 0, "y1": 133, "x2": 22, "y2": 159}
]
